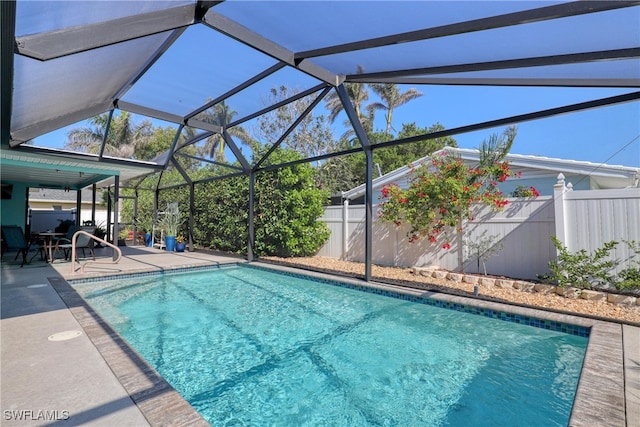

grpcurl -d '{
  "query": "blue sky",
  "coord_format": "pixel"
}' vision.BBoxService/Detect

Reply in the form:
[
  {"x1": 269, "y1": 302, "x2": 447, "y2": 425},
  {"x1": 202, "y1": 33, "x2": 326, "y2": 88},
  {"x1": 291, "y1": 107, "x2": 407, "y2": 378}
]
[
  {"x1": 385, "y1": 86, "x2": 640, "y2": 168},
  {"x1": 34, "y1": 85, "x2": 639, "y2": 168}
]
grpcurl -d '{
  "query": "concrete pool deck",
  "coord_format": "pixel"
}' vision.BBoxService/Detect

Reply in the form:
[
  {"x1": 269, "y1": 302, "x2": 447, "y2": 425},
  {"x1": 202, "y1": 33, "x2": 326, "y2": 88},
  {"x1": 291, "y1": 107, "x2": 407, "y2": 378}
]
[{"x1": 1, "y1": 246, "x2": 638, "y2": 426}]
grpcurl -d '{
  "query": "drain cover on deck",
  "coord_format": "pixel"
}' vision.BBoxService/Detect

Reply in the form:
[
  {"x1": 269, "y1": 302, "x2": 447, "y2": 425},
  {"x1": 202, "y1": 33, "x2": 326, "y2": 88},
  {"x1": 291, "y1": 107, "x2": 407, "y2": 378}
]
[{"x1": 48, "y1": 330, "x2": 82, "y2": 341}]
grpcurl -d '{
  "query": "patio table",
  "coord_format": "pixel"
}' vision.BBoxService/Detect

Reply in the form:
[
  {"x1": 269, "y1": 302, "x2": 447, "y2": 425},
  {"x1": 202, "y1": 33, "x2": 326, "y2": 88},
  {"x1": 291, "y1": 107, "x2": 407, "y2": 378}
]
[{"x1": 38, "y1": 232, "x2": 65, "y2": 262}]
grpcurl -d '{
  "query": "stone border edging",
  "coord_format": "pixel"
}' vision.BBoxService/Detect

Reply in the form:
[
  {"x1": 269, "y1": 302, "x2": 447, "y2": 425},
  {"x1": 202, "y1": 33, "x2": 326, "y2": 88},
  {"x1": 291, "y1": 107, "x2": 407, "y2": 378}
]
[{"x1": 410, "y1": 267, "x2": 640, "y2": 307}]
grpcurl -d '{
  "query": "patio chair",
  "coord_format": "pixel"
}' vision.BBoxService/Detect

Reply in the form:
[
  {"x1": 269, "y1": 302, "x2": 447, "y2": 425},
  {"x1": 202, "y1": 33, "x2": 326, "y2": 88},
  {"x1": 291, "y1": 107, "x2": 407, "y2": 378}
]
[
  {"x1": 52, "y1": 226, "x2": 95, "y2": 262},
  {"x1": 1, "y1": 225, "x2": 45, "y2": 267},
  {"x1": 49, "y1": 224, "x2": 80, "y2": 261}
]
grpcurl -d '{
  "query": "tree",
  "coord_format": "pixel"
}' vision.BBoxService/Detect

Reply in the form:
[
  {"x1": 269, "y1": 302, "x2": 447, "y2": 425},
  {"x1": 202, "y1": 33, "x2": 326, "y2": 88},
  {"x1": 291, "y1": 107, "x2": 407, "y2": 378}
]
[
  {"x1": 315, "y1": 149, "x2": 363, "y2": 193},
  {"x1": 193, "y1": 174, "x2": 249, "y2": 252},
  {"x1": 134, "y1": 126, "x2": 175, "y2": 162},
  {"x1": 378, "y1": 126, "x2": 518, "y2": 247},
  {"x1": 192, "y1": 148, "x2": 330, "y2": 257},
  {"x1": 195, "y1": 100, "x2": 255, "y2": 161},
  {"x1": 253, "y1": 148, "x2": 331, "y2": 256},
  {"x1": 255, "y1": 86, "x2": 337, "y2": 161},
  {"x1": 324, "y1": 66, "x2": 370, "y2": 123},
  {"x1": 66, "y1": 111, "x2": 153, "y2": 158},
  {"x1": 372, "y1": 122, "x2": 457, "y2": 175},
  {"x1": 369, "y1": 83, "x2": 423, "y2": 134},
  {"x1": 317, "y1": 122, "x2": 458, "y2": 195},
  {"x1": 119, "y1": 185, "x2": 157, "y2": 234}
]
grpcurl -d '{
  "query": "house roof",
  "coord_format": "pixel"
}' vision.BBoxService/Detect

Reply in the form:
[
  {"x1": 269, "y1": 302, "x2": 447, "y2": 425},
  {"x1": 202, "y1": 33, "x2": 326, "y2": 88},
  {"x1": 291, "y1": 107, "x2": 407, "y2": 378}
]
[
  {"x1": 342, "y1": 147, "x2": 640, "y2": 200},
  {"x1": 28, "y1": 187, "x2": 103, "y2": 204},
  {"x1": 2, "y1": 1, "x2": 639, "y2": 192}
]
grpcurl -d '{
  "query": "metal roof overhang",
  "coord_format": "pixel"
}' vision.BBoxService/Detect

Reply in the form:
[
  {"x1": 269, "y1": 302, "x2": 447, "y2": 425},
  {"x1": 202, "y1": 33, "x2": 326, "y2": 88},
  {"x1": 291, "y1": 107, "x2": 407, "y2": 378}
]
[{"x1": 0, "y1": 146, "x2": 160, "y2": 190}]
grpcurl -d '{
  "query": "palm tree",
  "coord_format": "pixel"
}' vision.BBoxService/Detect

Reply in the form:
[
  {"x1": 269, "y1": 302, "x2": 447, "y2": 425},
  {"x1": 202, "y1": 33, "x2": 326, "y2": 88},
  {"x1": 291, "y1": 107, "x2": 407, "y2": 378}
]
[
  {"x1": 65, "y1": 114, "x2": 109, "y2": 154},
  {"x1": 323, "y1": 65, "x2": 372, "y2": 132},
  {"x1": 196, "y1": 101, "x2": 254, "y2": 161},
  {"x1": 369, "y1": 83, "x2": 423, "y2": 134},
  {"x1": 65, "y1": 111, "x2": 152, "y2": 158},
  {"x1": 478, "y1": 125, "x2": 517, "y2": 174}
]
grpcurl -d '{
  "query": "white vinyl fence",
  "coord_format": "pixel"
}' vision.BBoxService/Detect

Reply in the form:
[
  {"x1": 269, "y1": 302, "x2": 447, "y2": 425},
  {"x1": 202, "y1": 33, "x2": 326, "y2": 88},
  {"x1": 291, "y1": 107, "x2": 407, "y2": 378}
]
[
  {"x1": 319, "y1": 174, "x2": 640, "y2": 281},
  {"x1": 29, "y1": 208, "x2": 110, "y2": 234},
  {"x1": 557, "y1": 176, "x2": 640, "y2": 279}
]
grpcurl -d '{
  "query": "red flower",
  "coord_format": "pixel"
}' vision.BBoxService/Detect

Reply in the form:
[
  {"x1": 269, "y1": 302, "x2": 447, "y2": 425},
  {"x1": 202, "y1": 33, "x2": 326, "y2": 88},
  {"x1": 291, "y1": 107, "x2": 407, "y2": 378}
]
[
  {"x1": 494, "y1": 199, "x2": 509, "y2": 208},
  {"x1": 442, "y1": 242, "x2": 451, "y2": 250},
  {"x1": 381, "y1": 186, "x2": 390, "y2": 198},
  {"x1": 429, "y1": 236, "x2": 437, "y2": 243},
  {"x1": 499, "y1": 174, "x2": 507, "y2": 182}
]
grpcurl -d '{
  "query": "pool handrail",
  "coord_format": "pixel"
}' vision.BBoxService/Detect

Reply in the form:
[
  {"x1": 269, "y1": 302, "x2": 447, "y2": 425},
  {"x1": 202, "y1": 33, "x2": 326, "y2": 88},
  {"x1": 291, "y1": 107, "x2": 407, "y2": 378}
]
[{"x1": 70, "y1": 230, "x2": 122, "y2": 274}]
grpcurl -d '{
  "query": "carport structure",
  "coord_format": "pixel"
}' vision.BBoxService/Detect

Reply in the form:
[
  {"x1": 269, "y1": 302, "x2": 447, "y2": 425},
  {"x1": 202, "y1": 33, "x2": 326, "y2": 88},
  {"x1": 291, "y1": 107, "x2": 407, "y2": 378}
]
[{"x1": 2, "y1": 1, "x2": 639, "y2": 279}]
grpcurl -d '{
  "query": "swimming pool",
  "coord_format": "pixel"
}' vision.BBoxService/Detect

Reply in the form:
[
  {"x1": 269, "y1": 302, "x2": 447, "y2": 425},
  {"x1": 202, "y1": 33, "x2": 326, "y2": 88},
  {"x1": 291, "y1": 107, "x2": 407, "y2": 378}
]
[{"x1": 71, "y1": 264, "x2": 588, "y2": 426}]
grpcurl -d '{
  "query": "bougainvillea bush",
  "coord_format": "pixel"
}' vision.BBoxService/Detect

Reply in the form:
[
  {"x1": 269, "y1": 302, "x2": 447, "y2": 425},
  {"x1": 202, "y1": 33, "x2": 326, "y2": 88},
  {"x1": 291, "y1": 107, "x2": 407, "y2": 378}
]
[{"x1": 378, "y1": 126, "x2": 523, "y2": 249}]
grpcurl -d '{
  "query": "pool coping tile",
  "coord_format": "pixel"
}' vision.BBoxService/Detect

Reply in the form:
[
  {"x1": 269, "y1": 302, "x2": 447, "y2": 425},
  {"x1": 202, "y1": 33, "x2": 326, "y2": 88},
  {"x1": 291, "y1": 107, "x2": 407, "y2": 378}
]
[{"x1": 48, "y1": 276, "x2": 210, "y2": 427}]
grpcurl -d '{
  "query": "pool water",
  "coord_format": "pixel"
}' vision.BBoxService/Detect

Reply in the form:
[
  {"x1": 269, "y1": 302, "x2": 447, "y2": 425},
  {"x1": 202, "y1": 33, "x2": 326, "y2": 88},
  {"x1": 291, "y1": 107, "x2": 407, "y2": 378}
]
[{"x1": 73, "y1": 265, "x2": 587, "y2": 426}]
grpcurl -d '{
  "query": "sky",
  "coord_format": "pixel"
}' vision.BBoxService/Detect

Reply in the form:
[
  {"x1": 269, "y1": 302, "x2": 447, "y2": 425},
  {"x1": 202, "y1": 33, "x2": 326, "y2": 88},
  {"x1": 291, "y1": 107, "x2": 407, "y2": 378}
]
[
  {"x1": 34, "y1": 85, "x2": 640, "y2": 169},
  {"x1": 385, "y1": 86, "x2": 640, "y2": 168}
]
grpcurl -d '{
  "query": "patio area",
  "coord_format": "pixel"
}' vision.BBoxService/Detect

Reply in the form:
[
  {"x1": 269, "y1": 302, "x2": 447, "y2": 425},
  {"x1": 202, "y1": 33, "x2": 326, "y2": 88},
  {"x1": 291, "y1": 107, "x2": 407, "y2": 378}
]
[
  {"x1": 1, "y1": 246, "x2": 242, "y2": 426},
  {"x1": 1, "y1": 246, "x2": 639, "y2": 426}
]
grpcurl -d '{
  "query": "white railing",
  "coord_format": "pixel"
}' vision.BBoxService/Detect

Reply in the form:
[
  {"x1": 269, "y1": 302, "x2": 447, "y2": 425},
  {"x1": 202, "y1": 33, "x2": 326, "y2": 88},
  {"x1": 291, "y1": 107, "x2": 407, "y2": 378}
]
[{"x1": 70, "y1": 230, "x2": 122, "y2": 274}]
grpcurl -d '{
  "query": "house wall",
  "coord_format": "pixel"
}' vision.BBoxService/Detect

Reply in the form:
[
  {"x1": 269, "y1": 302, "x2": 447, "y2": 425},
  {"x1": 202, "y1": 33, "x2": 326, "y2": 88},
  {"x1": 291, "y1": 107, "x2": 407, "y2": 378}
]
[
  {"x1": 319, "y1": 184, "x2": 639, "y2": 281},
  {"x1": 0, "y1": 181, "x2": 28, "y2": 231},
  {"x1": 495, "y1": 173, "x2": 591, "y2": 195},
  {"x1": 28, "y1": 205, "x2": 110, "y2": 233}
]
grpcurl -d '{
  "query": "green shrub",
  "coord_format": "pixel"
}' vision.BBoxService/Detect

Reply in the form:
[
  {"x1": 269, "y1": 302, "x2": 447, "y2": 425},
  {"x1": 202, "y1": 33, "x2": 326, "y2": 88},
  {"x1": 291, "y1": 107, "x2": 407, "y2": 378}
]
[
  {"x1": 547, "y1": 237, "x2": 618, "y2": 288},
  {"x1": 192, "y1": 148, "x2": 330, "y2": 257},
  {"x1": 617, "y1": 268, "x2": 640, "y2": 289},
  {"x1": 616, "y1": 240, "x2": 640, "y2": 290}
]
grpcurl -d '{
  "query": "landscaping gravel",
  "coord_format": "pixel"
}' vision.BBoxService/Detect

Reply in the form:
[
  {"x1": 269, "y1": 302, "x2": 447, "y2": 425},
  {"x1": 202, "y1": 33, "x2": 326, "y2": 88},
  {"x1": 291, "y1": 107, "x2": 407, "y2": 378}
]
[{"x1": 262, "y1": 256, "x2": 640, "y2": 324}]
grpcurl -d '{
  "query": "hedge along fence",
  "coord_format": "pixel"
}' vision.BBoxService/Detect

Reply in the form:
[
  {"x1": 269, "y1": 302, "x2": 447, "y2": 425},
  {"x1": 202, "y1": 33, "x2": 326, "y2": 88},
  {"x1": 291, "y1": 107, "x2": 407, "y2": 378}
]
[{"x1": 319, "y1": 175, "x2": 640, "y2": 281}]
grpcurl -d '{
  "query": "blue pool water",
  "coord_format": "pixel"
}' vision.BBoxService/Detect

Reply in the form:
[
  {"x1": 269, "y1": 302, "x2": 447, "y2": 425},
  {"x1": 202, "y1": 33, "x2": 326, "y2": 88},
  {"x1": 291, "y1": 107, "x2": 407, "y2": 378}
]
[{"x1": 72, "y1": 265, "x2": 588, "y2": 426}]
